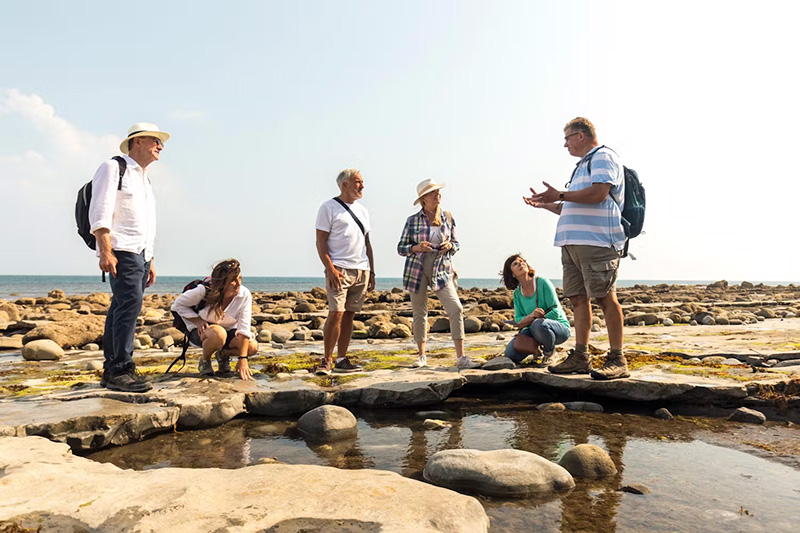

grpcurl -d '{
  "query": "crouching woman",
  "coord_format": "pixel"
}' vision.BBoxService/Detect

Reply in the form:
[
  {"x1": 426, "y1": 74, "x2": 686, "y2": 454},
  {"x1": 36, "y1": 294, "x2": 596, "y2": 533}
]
[
  {"x1": 171, "y1": 259, "x2": 257, "y2": 380},
  {"x1": 502, "y1": 254, "x2": 571, "y2": 366}
]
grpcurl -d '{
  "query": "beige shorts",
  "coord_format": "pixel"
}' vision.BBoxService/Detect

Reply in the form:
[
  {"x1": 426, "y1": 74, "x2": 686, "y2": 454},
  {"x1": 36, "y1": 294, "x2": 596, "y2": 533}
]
[
  {"x1": 561, "y1": 245, "x2": 621, "y2": 299},
  {"x1": 326, "y1": 268, "x2": 369, "y2": 312}
]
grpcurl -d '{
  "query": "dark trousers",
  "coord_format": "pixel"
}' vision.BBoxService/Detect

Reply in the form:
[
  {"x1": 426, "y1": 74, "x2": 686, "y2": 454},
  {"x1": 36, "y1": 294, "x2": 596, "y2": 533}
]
[{"x1": 103, "y1": 250, "x2": 150, "y2": 375}]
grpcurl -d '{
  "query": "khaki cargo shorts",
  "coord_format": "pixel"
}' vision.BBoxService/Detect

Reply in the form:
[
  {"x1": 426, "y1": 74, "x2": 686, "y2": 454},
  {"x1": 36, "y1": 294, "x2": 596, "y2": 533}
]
[
  {"x1": 326, "y1": 268, "x2": 369, "y2": 313},
  {"x1": 561, "y1": 245, "x2": 621, "y2": 299}
]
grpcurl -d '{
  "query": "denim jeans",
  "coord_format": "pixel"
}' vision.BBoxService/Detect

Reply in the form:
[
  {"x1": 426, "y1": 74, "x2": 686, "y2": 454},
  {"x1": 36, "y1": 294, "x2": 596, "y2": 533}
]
[
  {"x1": 504, "y1": 318, "x2": 571, "y2": 363},
  {"x1": 103, "y1": 250, "x2": 150, "y2": 375}
]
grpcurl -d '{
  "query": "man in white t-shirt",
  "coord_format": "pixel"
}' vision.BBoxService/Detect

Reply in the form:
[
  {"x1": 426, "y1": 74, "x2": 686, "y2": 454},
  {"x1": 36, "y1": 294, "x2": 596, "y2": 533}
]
[{"x1": 314, "y1": 168, "x2": 376, "y2": 375}]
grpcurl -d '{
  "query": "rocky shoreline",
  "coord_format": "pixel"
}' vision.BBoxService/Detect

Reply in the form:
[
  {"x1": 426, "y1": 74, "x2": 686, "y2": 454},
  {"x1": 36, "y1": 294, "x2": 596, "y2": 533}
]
[
  {"x1": 3, "y1": 280, "x2": 799, "y2": 355},
  {"x1": 1, "y1": 281, "x2": 800, "y2": 532}
]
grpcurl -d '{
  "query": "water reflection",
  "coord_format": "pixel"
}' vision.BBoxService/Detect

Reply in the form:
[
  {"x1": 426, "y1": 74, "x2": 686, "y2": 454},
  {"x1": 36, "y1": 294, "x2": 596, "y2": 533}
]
[{"x1": 86, "y1": 400, "x2": 800, "y2": 532}]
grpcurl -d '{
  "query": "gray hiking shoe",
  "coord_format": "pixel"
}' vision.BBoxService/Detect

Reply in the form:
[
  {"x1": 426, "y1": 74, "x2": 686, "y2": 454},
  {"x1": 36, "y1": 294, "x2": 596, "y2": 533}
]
[
  {"x1": 539, "y1": 351, "x2": 559, "y2": 368},
  {"x1": 591, "y1": 353, "x2": 631, "y2": 380},
  {"x1": 106, "y1": 370, "x2": 152, "y2": 393},
  {"x1": 215, "y1": 352, "x2": 232, "y2": 376},
  {"x1": 198, "y1": 357, "x2": 214, "y2": 376},
  {"x1": 548, "y1": 349, "x2": 591, "y2": 374}
]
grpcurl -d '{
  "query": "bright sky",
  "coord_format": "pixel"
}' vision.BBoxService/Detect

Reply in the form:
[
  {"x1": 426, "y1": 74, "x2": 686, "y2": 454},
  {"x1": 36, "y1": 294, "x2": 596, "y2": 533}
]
[{"x1": 1, "y1": 1, "x2": 798, "y2": 282}]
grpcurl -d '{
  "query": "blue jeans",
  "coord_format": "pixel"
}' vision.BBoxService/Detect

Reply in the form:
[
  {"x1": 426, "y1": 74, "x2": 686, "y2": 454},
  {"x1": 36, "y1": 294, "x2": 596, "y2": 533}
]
[
  {"x1": 504, "y1": 318, "x2": 571, "y2": 363},
  {"x1": 103, "y1": 250, "x2": 150, "y2": 375}
]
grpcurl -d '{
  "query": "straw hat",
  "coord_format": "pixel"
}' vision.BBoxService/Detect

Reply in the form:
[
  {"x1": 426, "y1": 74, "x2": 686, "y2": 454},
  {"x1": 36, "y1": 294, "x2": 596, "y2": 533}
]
[
  {"x1": 413, "y1": 178, "x2": 445, "y2": 205},
  {"x1": 119, "y1": 122, "x2": 170, "y2": 154}
]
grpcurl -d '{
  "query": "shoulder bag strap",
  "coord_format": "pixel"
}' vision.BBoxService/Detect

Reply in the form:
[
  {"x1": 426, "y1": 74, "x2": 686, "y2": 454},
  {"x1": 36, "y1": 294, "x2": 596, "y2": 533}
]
[
  {"x1": 111, "y1": 156, "x2": 127, "y2": 191},
  {"x1": 332, "y1": 197, "x2": 365, "y2": 235}
]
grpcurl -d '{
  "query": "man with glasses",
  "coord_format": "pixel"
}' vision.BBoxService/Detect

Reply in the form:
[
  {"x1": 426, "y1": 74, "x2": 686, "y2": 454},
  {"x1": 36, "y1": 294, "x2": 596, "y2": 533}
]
[
  {"x1": 89, "y1": 123, "x2": 170, "y2": 392},
  {"x1": 524, "y1": 117, "x2": 629, "y2": 380}
]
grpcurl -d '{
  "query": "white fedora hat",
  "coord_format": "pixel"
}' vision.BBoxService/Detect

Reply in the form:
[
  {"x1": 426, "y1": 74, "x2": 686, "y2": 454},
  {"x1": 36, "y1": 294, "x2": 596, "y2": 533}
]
[
  {"x1": 119, "y1": 122, "x2": 170, "y2": 154},
  {"x1": 413, "y1": 178, "x2": 445, "y2": 205}
]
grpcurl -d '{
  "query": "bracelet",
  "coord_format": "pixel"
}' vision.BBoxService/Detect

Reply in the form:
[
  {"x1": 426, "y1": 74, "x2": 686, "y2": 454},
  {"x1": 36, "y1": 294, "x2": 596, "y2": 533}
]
[{"x1": 238, "y1": 356, "x2": 248, "y2": 360}]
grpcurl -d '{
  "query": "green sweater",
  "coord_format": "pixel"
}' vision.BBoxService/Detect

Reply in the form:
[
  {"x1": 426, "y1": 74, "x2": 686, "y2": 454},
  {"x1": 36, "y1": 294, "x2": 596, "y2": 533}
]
[{"x1": 513, "y1": 276, "x2": 570, "y2": 328}]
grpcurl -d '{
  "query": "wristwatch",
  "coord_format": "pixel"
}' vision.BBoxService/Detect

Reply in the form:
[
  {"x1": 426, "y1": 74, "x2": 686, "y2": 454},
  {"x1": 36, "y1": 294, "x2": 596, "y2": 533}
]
[{"x1": 559, "y1": 192, "x2": 564, "y2": 200}]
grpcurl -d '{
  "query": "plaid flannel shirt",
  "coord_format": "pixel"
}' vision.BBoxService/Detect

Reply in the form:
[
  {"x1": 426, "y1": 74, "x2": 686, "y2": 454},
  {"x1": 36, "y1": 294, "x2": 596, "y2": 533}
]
[{"x1": 397, "y1": 210, "x2": 460, "y2": 292}]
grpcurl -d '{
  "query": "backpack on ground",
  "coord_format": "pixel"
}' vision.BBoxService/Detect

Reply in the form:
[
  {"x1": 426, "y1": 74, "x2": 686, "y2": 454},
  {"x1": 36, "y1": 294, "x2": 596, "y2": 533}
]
[
  {"x1": 75, "y1": 156, "x2": 127, "y2": 250},
  {"x1": 586, "y1": 146, "x2": 646, "y2": 259},
  {"x1": 166, "y1": 278, "x2": 210, "y2": 373}
]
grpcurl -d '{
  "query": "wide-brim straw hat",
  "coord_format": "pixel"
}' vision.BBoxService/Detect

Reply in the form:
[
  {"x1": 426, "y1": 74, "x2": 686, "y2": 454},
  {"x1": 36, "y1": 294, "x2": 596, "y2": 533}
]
[
  {"x1": 413, "y1": 178, "x2": 445, "y2": 205},
  {"x1": 119, "y1": 122, "x2": 170, "y2": 154}
]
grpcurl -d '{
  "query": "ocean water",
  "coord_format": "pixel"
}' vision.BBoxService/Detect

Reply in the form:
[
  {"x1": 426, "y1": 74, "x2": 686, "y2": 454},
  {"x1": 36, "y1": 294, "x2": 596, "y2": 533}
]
[{"x1": 1, "y1": 275, "x2": 795, "y2": 299}]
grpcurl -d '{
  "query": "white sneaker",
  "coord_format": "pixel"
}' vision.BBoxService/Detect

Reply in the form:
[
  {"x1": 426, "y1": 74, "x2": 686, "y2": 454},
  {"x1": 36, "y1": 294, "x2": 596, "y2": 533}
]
[
  {"x1": 456, "y1": 357, "x2": 481, "y2": 369},
  {"x1": 413, "y1": 356, "x2": 427, "y2": 368}
]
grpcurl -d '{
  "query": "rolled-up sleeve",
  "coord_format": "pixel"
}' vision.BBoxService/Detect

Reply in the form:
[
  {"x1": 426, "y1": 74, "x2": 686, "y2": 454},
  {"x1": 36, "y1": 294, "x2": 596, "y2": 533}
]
[
  {"x1": 236, "y1": 290, "x2": 254, "y2": 339},
  {"x1": 88, "y1": 160, "x2": 119, "y2": 234},
  {"x1": 171, "y1": 285, "x2": 206, "y2": 320},
  {"x1": 448, "y1": 213, "x2": 460, "y2": 255}
]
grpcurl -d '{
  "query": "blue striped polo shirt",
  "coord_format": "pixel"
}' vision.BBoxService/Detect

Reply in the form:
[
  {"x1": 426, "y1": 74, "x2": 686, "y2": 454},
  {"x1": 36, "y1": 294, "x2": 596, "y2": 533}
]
[{"x1": 554, "y1": 146, "x2": 626, "y2": 250}]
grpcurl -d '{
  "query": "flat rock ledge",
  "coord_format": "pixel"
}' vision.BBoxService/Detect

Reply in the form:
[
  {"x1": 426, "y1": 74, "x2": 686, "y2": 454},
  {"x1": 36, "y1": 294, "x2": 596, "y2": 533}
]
[
  {"x1": 0, "y1": 436, "x2": 490, "y2": 533},
  {"x1": 0, "y1": 364, "x2": 791, "y2": 453}
]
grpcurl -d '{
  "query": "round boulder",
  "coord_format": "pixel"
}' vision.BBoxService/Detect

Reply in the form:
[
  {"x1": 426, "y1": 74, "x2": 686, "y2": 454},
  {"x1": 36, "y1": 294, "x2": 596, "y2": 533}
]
[
  {"x1": 729, "y1": 407, "x2": 766, "y2": 424},
  {"x1": 297, "y1": 405, "x2": 358, "y2": 442},
  {"x1": 558, "y1": 444, "x2": 617, "y2": 478},
  {"x1": 22, "y1": 339, "x2": 64, "y2": 361},
  {"x1": 463, "y1": 316, "x2": 482, "y2": 334},
  {"x1": 423, "y1": 448, "x2": 575, "y2": 498}
]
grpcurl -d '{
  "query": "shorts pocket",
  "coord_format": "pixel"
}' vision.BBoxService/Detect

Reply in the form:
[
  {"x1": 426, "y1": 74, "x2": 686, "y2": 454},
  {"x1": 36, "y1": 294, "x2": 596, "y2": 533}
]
[{"x1": 589, "y1": 259, "x2": 619, "y2": 273}]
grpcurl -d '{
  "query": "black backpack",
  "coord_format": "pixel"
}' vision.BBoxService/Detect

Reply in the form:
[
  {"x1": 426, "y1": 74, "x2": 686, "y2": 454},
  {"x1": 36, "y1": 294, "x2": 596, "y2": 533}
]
[
  {"x1": 585, "y1": 146, "x2": 646, "y2": 259},
  {"x1": 166, "y1": 278, "x2": 210, "y2": 373},
  {"x1": 75, "y1": 156, "x2": 127, "y2": 250}
]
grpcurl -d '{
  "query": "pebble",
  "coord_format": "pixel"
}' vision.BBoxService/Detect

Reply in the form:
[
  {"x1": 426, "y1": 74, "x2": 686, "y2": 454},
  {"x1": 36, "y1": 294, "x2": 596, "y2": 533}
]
[
  {"x1": 423, "y1": 419, "x2": 452, "y2": 430},
  {"x1": 654, "y1": 407, "x2": 674, "y2": 420},
  {"x1": 729, "y1": 407, "x2": 766, "y2": 424},
  {"x1": 620, "y1": 483, "x2": 652, "y2": 495},
  {"x1": 85, "y1": 361, "x2": 103, "y2": 371}
]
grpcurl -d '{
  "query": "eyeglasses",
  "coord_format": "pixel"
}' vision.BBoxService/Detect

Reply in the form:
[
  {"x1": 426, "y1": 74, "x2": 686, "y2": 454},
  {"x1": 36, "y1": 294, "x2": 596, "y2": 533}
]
[
  {"x1": 564, "y1": 132, "x2": 580, "y2": 142},
  {"x1": 151, "y1": 137, "x2": 163, "y2": 147}
]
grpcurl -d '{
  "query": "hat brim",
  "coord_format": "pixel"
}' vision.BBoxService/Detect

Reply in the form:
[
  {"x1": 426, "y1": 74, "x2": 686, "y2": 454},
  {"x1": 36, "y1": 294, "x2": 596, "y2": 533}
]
[
  {"x1": 119, "y1": 131, "x2": 170, "y2": 154},
  {"x1": 413, "y1": 183, "x2": 445, "y2": 205}
]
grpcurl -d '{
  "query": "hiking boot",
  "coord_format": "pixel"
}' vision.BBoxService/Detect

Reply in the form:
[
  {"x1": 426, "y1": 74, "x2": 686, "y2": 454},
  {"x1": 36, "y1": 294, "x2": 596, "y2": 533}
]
[
  {"x1": 100, "y1": 369, "x2": 109, "y2": 387},
  {"x1": 315, "y1": 358, "x2": 332, "y2": 376},
  {"x1": 456, "y1": 356, "x2": 481, "y2": 370},
  {"x1": 548, "y1": 349, "x2": 591, "y2": 374},
  {"x1": 106, "y1": 371, "x2": 152, "y2": 393},
  {"x1": 215, "y1": 352, "x2": 232, "y2": 376},
  {"x1": 198, "y1": 357, "x2": 214, "y2": 376},
  {"x1": 333, "y1": 357, "x2": 362, "y2": 373},
  {"x1": 539, "y1": 351, "x2": 559, "y2": 368},
  {"x1": 591, "y1": 353, "x2": 631, "y2": 380},
  {"x1": 413, "y1": 355, "x2": 428, "y2": 368}
]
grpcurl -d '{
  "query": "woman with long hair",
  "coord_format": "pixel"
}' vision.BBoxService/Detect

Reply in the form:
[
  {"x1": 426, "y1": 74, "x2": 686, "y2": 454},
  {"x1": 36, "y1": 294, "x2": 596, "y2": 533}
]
[
  {"x1": 171, "y1": 259, "x2": 257, "y2": 380},
  {"x1": 501, "y1": 254, "x2": 571, "y2": 366},
  {"x1": 397, "y1": 179, "x2": 479, "y2": 369}
]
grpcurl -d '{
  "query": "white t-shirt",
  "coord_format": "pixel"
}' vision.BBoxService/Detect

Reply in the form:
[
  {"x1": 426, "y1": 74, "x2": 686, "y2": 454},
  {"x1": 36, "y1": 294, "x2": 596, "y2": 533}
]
[
  {"x1": 171, "y1": 284, "x2": 254, "y2": 339},
  {"x1": 315, "y1": 198, "x2": 371, "y2": 270}
]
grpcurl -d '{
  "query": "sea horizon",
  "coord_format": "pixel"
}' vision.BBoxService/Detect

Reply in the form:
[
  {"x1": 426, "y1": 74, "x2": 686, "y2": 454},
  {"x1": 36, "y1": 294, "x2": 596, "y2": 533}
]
[{"x1": 1, "y1": 275, "x2": 797, "y2": 299}]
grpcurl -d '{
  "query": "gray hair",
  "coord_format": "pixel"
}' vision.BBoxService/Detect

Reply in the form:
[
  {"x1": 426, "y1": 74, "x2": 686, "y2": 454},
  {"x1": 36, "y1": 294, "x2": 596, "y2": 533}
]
[{"x1": 336, "y1": 168, "x2": 361, "y2": 189}]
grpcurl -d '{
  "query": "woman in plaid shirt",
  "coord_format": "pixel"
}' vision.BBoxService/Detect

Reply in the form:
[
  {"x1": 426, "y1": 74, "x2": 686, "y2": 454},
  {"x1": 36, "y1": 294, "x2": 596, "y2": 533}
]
[{"x1": 397, "y1": 179, "x2": 480, "y2": 369}]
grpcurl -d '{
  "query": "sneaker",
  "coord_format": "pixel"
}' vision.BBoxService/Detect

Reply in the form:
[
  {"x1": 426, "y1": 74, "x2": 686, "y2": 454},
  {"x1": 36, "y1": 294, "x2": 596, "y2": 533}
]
[
  {"x1": 591, "y1": 353, "x2": 631, "y2": 380},
  {"x1": 198, "y1": 358, "x2": 214, "y2": 376},
  {"x1": 548, "y1": 349, "x2": 591, "y2": 374},
  {"x1": 315, "y1": 358, "x2": 332, "y2": 376},
  {"x1": 333, "y1": 357, "x2": 362, "y2": 373},
  {"x1": 215, "y1": 352, "x2": 232, "y2": 376},
  {"x1": 413, "y1": 356, "x2": 428, "y2": 368},
  {"x1": 106, "y1": 371, "x2": 152, "y2": 393},
  {"x1": 456, "y1": 356, "x2": 481, "y2": 370},
  {"x1": 539, "y1": 351, "x2": 558, "y2": 368}
]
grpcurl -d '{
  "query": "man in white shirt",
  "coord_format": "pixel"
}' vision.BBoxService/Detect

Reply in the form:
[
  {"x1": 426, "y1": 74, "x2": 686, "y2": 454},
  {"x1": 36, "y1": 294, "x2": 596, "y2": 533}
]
[
  {"x1": 315, "y1": 169, "x2": 376, "y2": 375},
  {"x1": 89, "y1": 123, "x2": 169, "y2": 392}
]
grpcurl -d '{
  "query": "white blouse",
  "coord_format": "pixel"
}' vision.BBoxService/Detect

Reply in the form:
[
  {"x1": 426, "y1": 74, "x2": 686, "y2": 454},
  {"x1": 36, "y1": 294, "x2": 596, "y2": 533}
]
[{"x1": 171, "y1": 284, "x2": 253, "y2": 339}]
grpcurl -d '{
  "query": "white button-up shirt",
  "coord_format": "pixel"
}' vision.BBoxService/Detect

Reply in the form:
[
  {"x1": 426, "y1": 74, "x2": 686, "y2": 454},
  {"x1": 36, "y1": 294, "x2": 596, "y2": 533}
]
[
  {"x1": 171, "y1": 284, "x2": 254, "y2": 339},
  {"x1": 88, "y1": 155, "x2": 156, "y2": 260}
]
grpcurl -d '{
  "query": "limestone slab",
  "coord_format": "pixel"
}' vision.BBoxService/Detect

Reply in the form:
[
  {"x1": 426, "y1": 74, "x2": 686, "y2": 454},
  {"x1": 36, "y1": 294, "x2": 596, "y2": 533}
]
[
  {"x1": 0, "y1": 398, "x2": 178, "y2": 451},
  {"x1": 0, "y1": 436, "x2": 490, "y2": 533}
]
